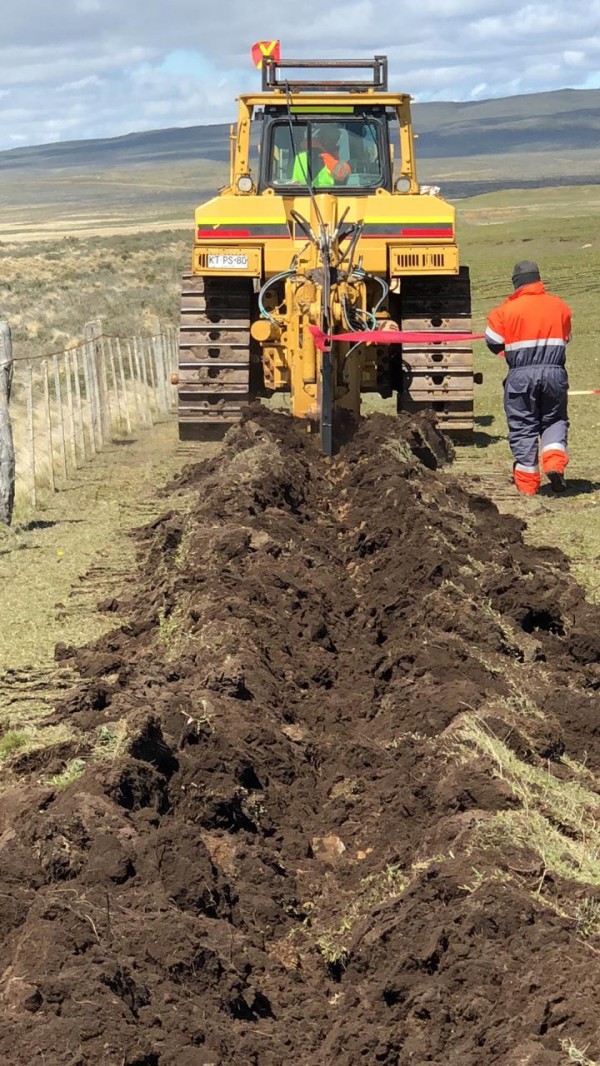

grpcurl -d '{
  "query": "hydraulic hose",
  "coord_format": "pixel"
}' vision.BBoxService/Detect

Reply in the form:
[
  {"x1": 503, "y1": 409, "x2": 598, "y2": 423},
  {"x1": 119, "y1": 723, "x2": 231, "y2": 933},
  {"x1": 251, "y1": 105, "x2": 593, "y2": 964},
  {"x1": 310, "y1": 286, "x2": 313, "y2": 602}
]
[{"x1": 258, "y1": 270, "x2": 296, "y2": 327}]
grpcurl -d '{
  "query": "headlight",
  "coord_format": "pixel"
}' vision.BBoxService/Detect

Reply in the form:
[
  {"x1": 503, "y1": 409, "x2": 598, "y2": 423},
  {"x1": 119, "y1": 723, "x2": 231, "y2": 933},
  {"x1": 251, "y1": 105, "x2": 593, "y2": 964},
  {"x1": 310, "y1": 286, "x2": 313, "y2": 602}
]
[
  {"x1": 237, "y1": 175, "x2": 254, "y2": 193},
  {"x1": 395, "y1": 176, "x2": 411, "y2": 193}
]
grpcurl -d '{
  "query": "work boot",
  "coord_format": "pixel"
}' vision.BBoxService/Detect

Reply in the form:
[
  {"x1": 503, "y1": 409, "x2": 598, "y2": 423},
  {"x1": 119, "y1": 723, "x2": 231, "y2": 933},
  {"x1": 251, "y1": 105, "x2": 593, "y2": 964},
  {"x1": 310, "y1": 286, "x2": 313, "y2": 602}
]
[{"x1": 547, "y1": 470, "x2": 567, "y2": 493}]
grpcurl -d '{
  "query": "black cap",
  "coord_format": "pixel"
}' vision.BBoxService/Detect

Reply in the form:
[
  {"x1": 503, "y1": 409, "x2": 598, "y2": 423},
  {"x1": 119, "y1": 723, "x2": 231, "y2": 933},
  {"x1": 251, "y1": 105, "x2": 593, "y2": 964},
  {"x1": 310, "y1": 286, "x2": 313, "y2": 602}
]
[{"x1": 512, "y1": 260, "x2": 541, "y2": 289}]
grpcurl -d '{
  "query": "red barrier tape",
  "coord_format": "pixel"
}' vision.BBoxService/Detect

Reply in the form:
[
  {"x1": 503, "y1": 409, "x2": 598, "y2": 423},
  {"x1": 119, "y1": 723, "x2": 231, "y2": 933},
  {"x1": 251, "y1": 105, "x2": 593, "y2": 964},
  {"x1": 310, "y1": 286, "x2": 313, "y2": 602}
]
[{"x1": 309, "y1": 325, "x2": 486, "y2": 351}]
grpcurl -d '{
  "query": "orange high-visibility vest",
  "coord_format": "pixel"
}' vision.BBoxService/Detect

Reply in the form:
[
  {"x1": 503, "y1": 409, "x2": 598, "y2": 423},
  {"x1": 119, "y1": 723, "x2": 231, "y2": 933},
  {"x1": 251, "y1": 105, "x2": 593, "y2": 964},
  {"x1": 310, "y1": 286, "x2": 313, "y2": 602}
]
[{"x1": 486, "y1": 282, "x2": 571, "y2": 370}]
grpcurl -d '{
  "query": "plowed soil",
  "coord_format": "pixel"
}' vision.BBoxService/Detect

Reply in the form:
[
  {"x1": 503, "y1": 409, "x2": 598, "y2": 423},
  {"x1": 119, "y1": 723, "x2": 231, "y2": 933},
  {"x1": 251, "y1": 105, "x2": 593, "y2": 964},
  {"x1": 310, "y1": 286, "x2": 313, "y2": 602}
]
[{"x1": 1, "y1": 407, "x2": 599, "y2": 1066}]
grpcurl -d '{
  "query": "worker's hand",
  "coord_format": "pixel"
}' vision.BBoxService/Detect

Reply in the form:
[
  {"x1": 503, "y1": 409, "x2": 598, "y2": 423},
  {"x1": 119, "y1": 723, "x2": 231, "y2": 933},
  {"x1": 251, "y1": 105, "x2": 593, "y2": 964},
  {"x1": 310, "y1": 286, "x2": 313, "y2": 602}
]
[{"x1": 331, "y1": 161, "x2": 351, "y2": 183}]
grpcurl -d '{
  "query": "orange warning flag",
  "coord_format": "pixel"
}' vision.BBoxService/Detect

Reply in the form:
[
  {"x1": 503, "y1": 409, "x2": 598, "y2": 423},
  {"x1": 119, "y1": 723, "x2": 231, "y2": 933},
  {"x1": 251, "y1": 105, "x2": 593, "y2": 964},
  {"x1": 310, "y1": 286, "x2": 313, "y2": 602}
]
[{"x1": 251, "y1": 40, "x2": 281, "y2": 69}]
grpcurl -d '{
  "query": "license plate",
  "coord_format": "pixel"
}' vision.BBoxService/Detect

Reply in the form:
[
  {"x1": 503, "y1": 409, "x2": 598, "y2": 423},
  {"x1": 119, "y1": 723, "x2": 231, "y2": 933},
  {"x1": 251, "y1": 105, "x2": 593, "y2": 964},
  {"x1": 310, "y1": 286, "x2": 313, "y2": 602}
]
[{"x1": 207, "y1": 253, "x2": 249, "y2": 270}]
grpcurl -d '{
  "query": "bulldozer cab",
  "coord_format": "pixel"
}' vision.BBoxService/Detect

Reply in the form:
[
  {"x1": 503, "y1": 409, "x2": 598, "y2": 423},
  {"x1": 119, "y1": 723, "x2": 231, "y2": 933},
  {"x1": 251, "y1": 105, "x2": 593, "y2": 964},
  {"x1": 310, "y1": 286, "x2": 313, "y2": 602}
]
[
  {"x1": 264, "y1": 115, "x2": 389, "y2": 191},
  {"x1": 231, "y1": 55, "x2": 419, "y2": 197}
]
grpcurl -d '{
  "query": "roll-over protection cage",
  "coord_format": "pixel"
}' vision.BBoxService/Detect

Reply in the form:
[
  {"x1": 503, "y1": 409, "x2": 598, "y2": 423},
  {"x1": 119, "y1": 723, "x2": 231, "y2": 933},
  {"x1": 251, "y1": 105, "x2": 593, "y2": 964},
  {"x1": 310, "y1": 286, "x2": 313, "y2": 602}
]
[{"x1": 262, "y1": 56, "x2": 389, "y2": 93}]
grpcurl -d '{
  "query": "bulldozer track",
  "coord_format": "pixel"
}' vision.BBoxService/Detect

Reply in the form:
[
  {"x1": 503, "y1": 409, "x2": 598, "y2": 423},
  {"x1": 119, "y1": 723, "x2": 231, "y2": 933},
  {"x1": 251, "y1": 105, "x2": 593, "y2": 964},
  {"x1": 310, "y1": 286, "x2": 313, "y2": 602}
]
[
  {"x1": 177, "y1": 273, "x2": 253, "y2": 440},
  {"x1": 398, "y1": 267, "x2": 474, "y2": 434}
]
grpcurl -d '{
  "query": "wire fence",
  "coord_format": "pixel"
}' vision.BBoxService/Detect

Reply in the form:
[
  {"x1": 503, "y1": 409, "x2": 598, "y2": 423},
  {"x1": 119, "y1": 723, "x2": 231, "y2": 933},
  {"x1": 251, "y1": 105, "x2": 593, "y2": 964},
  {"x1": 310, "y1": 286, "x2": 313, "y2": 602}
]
[{"x1": 0, "y1": 320, "x2": 178, "y2": 524}]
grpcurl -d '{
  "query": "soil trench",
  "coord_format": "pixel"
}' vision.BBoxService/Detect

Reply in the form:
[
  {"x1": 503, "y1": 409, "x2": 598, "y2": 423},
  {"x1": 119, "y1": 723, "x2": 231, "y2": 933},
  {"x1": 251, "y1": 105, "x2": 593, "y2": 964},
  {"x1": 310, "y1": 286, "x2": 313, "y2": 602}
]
[{"x1": 0, "y1": 407, "x2": 599, "y2": 1066}]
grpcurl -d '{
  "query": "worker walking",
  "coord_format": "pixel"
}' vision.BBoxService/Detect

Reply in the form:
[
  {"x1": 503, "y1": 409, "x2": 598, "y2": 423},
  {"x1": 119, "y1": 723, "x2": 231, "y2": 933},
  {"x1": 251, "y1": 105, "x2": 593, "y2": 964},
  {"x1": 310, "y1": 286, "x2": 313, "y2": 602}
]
[{"x1": 485, "y1": 261, "x2": 572, "y2": 495}]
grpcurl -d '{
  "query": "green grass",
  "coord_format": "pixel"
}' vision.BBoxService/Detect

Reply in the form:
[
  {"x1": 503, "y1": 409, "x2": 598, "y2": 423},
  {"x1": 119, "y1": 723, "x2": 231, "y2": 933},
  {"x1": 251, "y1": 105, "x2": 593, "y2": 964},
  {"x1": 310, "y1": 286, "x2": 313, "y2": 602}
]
[
  {"x1": 455, "y1": 713, "x2": 600, "y2": 915},
  {"x1": 0, "y1": 421, "x2": 195, "y2": 676},
  {"x1": 0, "y1": 723, "x2": 76, "y2": 766},
  {"x1": 93, "y1": 721, "x2": 130, "y2": 761},
  {"x1": 47, "y1": 757, "x2": 86, "y2": 790},
  {"x1": 0, "y1": 729, "x2": 32, "y2": 759},
  {"x1": 301, "y1": 863, "x2": 409, "y2": 970}
]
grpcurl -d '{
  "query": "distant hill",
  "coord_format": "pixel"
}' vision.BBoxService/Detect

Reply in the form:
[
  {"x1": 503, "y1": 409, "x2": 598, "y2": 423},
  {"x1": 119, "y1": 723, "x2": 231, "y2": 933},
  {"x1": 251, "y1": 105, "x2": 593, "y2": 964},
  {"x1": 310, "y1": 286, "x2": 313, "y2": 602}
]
[
  {"x1": 2, "y1": 87, "x2": 599, "y2": 170},
  {"x1": 0, "y1": 87, "x2": 599, "y2": 233},
  {"x1": 0, "y1": 123, "x2": 233, "y2": 172}
]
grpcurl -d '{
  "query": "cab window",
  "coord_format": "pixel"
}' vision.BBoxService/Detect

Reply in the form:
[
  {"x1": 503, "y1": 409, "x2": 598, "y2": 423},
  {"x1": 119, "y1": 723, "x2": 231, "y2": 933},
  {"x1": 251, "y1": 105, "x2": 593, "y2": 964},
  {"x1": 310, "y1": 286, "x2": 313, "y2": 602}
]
[{"x1": 266, "y1": 119, "x2": 385, "y2": 190}]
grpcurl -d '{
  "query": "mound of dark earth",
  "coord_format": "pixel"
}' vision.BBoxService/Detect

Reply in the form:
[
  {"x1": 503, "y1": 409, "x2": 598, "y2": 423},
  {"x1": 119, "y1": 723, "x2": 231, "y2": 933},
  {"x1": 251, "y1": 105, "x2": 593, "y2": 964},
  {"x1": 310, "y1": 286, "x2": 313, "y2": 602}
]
[{"x1": 0, "y1": 409, "x2": 599, "y2": 1066}]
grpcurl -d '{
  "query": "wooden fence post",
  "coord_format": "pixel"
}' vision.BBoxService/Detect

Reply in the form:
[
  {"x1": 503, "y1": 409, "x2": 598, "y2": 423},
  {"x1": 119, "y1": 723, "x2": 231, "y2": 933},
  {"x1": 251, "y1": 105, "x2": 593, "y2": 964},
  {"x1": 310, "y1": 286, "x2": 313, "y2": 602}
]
[
  {"x1": 81, "y1": 342, "x2": 97, "y2": 456},
  {"x1": 107, "y1": 337, "x2": 123, "y2": 432},
  {"x1": 26, "y1": 363, "x2": 37, "y2": 510},
  {"x1": 71, "y1": 347, "x2": 88, "y2": 461},
  {"x1": 126, "y1": 339, "x2": 142, "y2": 427},
  {"x1": 99, "y1": 333, "x2": 112, "y2": 438},
  {"x1": 138, "y1": 337, "x2": 152, "y2": 424},
  {"x1": 42, "y1": 361, "x2": 56, "y2": 494},
  {"x1": 63, "y1": 351, "x2": 78, "y2": 470},
  {"x1": 85, "y1": 321, "x2": 109, "y2": 443},
  {"x1": 90, "y1": 339, "x2": 103, "y2": 449},
  {"x1": 0, "y1": 321, "x2": 15, "y2": 526},
  {"x1": 115, "y1": 338, "x2": 132, "y2": 434},
  {"x1": 133, "y1": 338, "x2": 150, "y2": 426},
  {"x1": 53, "y1": 354, "x2": 68, "y2": 480},
  {"x1": 153, "y1": 335, "x2": 168, "y2": 414},
  {"x1": 145, "y1": 336, "x2": 157, "y2": 416}
]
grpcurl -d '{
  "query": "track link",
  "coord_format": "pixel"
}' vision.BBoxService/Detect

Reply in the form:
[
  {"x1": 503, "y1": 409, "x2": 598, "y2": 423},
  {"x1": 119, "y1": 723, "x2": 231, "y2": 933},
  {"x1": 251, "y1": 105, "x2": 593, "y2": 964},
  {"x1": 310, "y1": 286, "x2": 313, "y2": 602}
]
[
  {"x1": 177, "y1": 273, "x2": 252, "y2": 440},
  {"x1": 397, "y1": 266, "x2": 474, "y2": 436}
]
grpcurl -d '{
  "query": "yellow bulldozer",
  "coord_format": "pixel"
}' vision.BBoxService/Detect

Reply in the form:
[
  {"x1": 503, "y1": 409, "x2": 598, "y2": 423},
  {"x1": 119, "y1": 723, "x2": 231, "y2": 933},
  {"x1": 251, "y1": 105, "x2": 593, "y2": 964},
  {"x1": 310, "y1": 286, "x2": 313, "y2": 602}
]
[{"x1": 176, "y1": 54, "x2": 475, "y2": 454}]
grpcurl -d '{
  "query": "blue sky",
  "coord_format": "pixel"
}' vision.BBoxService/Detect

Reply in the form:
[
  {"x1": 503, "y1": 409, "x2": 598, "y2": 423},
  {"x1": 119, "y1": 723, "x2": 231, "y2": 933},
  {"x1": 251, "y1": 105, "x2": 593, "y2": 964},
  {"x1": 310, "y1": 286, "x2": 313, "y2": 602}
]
[{"x1": 1, "y1": 0, "x2": 600, "y2": 150}]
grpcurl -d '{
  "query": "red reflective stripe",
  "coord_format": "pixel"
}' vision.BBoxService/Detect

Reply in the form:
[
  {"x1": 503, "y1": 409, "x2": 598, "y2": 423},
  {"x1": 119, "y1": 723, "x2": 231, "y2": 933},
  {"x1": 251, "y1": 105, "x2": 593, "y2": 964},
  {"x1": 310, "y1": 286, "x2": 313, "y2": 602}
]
[
  {"x1": 197, "y1": 229, "x2": 251, "y2": 238},
  {"x1": 362, "y1": 234, "x2": 450, "y2": 239},
  {"x1": 402, "y1": 228, "x2": 452, "y2": 237},
  {"x1": 362, "y1": 229, "x2": 454, "y2": 239}
]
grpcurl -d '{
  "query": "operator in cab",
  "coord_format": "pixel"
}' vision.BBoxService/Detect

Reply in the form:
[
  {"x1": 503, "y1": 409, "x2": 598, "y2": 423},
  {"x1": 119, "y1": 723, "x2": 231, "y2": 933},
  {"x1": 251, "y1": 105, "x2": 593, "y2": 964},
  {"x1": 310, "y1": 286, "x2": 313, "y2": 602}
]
[{"x1": 291, "y1": 125, "x2": 352, "y2": 187}]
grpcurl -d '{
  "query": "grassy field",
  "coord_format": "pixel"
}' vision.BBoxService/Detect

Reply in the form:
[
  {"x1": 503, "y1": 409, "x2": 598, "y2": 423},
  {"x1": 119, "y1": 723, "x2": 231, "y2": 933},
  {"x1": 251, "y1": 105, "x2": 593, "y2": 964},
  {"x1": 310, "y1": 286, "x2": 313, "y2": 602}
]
[
  {"x1": 0, "y1": 229, "x2": 190, "y2": 360},
  {"x1": 0, "y1": 421, "x2": 204, "y2": 707}
]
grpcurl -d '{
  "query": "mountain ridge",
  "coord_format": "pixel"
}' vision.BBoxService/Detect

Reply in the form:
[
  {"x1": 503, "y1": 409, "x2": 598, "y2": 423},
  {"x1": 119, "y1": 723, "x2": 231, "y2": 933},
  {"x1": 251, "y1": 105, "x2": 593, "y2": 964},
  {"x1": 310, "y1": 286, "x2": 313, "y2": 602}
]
[{"x1": 1, "y1": 86, "x2": 599, "y2": 172}]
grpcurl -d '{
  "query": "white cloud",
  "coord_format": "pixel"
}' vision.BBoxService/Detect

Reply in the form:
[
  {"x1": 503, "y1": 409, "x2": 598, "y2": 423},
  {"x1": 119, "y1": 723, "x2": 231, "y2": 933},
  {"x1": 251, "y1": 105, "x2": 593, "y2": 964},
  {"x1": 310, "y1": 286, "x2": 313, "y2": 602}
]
[
  {"x1": 1, "y1": 0, "x2": 600, "y2": 148},
  {"x1": 563, "y1": 50, "x2": 586, "y2": 66},
  {"x1": 57, "y1": 74, "x2": 103, "y2": 92},
  {"x1": 469, "y1": 83, "x2": 489, "y2": 99}
]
